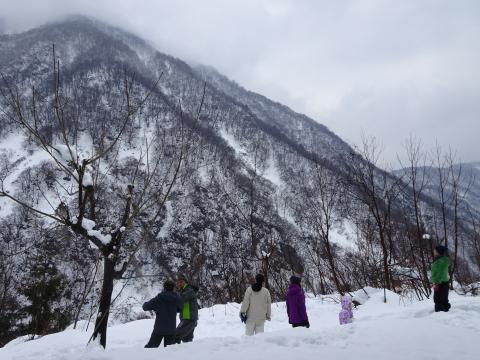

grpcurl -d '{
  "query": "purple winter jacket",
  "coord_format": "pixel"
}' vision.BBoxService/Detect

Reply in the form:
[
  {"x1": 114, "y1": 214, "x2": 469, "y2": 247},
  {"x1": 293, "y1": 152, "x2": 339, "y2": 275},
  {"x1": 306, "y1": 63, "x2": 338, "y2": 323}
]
[
  {"x1": 286, "y1": 283, "x2": 308, "y2": 325},
  {"x1": 339, "y1": 295, "x2": 353, "y2": 325}
]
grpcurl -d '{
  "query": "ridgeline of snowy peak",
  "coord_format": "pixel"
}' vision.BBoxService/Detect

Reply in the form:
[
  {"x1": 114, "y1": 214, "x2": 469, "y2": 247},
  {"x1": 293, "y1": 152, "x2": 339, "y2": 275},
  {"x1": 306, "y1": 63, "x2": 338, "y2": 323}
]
[
  {"x1": 0, "y1": 16, "x2": 353, "y2": 163},
  {"x1": 196, "y1": 64, "x2": 350, "y2": 157},
  {"x1": 0, "y1": 16, "x2": 478, "y2": 315}
]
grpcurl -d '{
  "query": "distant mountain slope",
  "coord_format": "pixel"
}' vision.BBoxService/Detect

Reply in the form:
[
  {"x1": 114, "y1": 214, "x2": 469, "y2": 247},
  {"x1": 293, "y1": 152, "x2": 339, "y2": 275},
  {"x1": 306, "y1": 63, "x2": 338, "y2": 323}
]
[{"x1": 394, "y1": 162, "x2": 480, "y2": 216}]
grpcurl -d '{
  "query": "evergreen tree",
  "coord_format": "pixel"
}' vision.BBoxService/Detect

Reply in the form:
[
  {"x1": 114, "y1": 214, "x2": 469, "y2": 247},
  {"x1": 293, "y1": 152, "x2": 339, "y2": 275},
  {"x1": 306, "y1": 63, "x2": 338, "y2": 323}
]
[{"x1": 21, "y1": 239, "x2": 71, "y2": 337}]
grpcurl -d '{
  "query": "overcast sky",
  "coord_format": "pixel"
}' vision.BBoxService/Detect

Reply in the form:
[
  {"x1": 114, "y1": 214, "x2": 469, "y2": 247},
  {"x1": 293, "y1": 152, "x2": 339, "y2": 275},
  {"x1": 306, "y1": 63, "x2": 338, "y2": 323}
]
[{"x1": 1, "y1": 0, "x2": 479, "y2": 166}]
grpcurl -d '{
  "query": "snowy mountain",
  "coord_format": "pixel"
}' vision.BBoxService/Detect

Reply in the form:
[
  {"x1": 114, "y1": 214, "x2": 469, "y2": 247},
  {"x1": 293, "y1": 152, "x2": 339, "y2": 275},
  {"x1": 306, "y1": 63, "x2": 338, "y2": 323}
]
[
  {"x1": 0, "y1": 16, "x2": 478, "y2": 346},
  {"x1": 0, "y1": 15, "x2": 354, "y2": 283}
]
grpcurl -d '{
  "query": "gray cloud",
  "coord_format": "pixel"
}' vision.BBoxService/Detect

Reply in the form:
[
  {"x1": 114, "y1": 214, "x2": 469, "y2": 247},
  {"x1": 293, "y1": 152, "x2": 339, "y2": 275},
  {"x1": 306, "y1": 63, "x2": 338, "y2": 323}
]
[{"x1": 1, "y1": 0, "x2": 479, "y2": 165}]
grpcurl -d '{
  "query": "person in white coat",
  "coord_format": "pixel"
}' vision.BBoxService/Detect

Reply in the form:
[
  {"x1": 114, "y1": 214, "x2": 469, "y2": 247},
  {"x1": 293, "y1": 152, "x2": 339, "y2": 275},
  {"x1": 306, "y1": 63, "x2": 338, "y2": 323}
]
[{"x1": 240, "y1": 274, "x2": 272, "y2": 336}]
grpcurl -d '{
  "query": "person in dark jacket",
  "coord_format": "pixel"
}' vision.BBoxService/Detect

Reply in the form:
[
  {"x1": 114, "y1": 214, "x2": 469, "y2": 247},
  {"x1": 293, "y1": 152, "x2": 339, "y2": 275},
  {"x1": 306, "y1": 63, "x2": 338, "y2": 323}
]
[
  {"x1": 431, "y1": 245, "x2": 451, "y2": 312},
  {"x1": 175, "y1": 275, "x2": 199, "y2": 343},
  {"x1": 286, "y1": 276, "x2": 309, "y2": 328},
  {"x1": 143, "y1": 280, "x2": 182, "y2": 348}
]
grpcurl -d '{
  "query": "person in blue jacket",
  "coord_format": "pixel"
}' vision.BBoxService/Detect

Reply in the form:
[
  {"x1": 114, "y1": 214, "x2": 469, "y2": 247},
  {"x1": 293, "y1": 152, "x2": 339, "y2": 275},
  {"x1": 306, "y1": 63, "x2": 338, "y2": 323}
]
[{"x1": 143, "y1": 280, "x2": 182, "y2": 348}]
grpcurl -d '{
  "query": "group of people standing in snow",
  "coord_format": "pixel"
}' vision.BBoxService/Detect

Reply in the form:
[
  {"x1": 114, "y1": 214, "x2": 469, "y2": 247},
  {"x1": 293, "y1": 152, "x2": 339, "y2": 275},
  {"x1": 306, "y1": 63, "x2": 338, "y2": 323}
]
[
  {"x1": 142, "y1": 275, "x2": 199, "y2": 348},
  {"x1": 238, "y1": 273, "x2": 352, "y2": 337},
  {"x1": 143, "y1": 244, "x2": 451, "y2": 347}
]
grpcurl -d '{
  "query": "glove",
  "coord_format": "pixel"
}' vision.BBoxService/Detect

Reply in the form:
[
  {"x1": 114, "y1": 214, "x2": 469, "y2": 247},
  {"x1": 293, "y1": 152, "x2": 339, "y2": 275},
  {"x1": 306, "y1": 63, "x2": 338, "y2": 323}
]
[
  {"x1": 240, "y1": 313, "x2": 247, "y2": 323},
  {"x1": 306, "y1": 320, "x2": 310, "y2": 329},
  {"x1": 433, "y1": 284, "x2": 440, "y2": 292}
]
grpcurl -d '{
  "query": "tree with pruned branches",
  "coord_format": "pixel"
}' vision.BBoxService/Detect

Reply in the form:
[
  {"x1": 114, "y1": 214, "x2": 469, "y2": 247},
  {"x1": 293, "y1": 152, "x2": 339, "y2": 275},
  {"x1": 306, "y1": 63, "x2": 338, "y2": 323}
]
[{"x1": 0, "y1": 46, "x2": 205, "y2": 348}]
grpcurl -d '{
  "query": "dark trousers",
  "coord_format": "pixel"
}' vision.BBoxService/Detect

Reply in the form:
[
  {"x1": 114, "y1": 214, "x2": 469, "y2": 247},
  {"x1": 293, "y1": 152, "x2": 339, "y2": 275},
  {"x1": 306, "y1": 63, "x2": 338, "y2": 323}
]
[
  {"x1": 145, "y1": 333, "x2": 175, "y2": 348},
  {"x1": 292, "y1": 320, "x2": 309, "y2": 328},
  {"x1": 175, "y1": 320, "x2": 197, "y2": 343},
  {"x1": 433, "y1": 282, "x2": 451, "y2": 312}
]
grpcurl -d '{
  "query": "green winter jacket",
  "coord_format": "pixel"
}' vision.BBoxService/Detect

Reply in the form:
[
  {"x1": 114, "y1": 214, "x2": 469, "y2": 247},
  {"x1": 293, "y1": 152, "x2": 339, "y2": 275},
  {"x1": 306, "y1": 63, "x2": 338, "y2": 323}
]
[
  {"x1": 179, "y1": 284, "x2": 199, "y2": 321},
  {"x1": 431, "y1": 256, "x2": 450, "y2": 284}
]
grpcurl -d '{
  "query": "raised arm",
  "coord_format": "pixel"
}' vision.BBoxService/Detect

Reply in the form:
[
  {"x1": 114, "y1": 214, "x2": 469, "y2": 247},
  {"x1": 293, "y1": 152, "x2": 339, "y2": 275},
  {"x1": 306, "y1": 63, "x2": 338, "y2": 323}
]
[{"x1": 142, "y1": 295, "x2": 159, "y2": 311}]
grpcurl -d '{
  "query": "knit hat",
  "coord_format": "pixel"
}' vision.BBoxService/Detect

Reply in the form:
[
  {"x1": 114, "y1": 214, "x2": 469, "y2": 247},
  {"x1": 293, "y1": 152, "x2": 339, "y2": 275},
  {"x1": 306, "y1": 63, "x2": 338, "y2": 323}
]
[
  {"x1": 252, "y1": 274, "x2": 264, "y2": 292},
  {"x1": 435, "y1": 245, "x2": 448, "y2": 256},
  {"x1": 177, "y1": 274, "x2": 188, "y2": 282},
  {"x1": 341, "y1": 295, "x2": 352, "y2": 310},
  {"x1": 163, "y1": 280, "x2": 175, "y2": 291},
  {"x1": 290, "y1": 276, "x2": 301, "y2": 285},
  {"x1": 255, "y1": 274, "x2": 265, "y2": 284}
]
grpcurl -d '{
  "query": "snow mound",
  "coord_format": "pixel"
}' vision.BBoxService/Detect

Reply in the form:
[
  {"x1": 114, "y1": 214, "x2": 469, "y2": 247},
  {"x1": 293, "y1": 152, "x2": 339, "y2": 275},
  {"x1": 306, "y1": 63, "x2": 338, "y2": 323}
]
[{"x1": 352, "y1": 287, "x2": 401, "y2": 306}]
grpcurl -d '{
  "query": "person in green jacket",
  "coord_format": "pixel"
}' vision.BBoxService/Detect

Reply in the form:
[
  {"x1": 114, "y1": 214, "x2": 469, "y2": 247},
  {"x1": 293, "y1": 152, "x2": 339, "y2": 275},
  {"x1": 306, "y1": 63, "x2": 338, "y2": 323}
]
[
  {"x1": 175, "y1": 275, "x2": 199, "y2": 343},
  {"x1": 431, "y1": 245, "x2": 451, "y2": 312}
]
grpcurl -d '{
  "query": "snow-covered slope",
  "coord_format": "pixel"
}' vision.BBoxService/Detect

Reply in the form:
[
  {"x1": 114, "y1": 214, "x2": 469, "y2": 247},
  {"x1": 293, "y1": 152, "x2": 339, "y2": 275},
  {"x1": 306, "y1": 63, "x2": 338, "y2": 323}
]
[{"x1": 1, "y1": 290, "x2": 478, "y2": 360}]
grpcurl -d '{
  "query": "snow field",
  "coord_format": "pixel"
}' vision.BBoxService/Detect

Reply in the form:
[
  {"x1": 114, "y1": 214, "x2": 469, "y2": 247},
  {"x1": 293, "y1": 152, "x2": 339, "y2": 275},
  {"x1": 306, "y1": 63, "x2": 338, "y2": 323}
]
[{"x1": 1, "y1": 289, "x2": 479, "y2": 360}]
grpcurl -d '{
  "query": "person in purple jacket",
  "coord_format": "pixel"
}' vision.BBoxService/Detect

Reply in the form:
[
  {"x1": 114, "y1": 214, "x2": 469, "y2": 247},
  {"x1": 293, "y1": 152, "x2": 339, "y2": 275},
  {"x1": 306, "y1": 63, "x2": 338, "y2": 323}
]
[
  {"x1": 286, "y1": 276, "x2": 310, "y2": 328},
  {"x1": 339, "y1": 295, "x2": 353, "y2": 325}
]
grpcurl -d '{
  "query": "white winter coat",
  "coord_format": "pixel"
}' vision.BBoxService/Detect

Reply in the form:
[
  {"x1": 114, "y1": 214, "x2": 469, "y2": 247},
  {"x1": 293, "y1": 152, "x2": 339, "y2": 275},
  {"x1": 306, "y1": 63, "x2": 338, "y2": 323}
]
[{"x1": 240, "y1": 286, "x2": 272, "y2": 322}]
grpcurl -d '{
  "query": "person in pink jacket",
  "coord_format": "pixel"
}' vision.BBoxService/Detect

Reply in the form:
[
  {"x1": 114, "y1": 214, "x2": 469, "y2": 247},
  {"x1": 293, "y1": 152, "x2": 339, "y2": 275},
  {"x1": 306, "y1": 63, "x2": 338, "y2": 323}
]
[{"x1": 339, "y1": 295, "x2": 353, "y2": 325}]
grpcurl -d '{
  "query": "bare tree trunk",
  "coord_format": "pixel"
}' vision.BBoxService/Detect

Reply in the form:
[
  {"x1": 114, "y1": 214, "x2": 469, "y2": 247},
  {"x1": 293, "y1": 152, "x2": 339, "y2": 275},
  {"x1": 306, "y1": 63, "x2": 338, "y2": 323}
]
[
  {"x1": 404, "y1": 136, "x2": 431, "y2": 294},
  {"x1": 434, "y1": 143, "x2": 450, "y2": 247},
  {"x1": 323, "y1": 231, "x2": 343, "y2": 294},
  {"x1": 378, "y1": 231, "x2": 391, "y2": 290},
  {"x1": 92, "y1": 256, "x2": 115, "y2": 348}
]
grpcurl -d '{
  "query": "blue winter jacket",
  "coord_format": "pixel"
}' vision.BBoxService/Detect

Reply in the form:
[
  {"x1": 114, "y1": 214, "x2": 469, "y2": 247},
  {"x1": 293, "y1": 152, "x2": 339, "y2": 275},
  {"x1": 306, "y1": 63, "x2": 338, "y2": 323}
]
[{"x1": 143, "y1": 291, "x2": 182, "y2": 335}]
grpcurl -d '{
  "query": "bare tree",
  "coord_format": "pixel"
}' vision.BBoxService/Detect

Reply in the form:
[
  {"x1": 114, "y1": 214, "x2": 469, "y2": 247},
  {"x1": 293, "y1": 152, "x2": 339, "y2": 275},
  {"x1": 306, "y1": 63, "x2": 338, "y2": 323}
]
[
  {"x1": 444, "y1": 151, "x2": 472, "y2": 287},
  {"x1": 399, "y1": 136, "x2": 433, "y2": 295},
  {"x1": 258, "y1": 228, "x2": 277, "y2": 290},
  {"x1": 295, "y1": 163, "x2": 344, "y2": 294},
  {"x1": 345, "y1": 136, "x2": 405, "y2": 295},
  {"x1": 432, "y1": 142, "x2": 451, "y2": 247},
  {"x1": 0, "y1": 47, "x2": 192, "y2": 347}
]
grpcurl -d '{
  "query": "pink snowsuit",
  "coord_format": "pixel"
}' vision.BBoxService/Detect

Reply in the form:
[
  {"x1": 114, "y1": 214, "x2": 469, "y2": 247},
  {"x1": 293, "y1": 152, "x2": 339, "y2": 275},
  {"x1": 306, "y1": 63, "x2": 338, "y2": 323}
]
[{"x1": 339, "y1": 295, "x2": 353, "y2": 325}]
